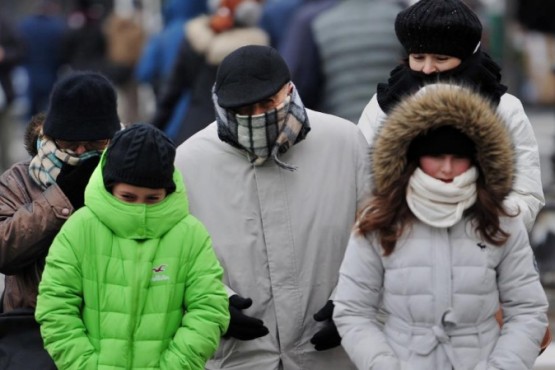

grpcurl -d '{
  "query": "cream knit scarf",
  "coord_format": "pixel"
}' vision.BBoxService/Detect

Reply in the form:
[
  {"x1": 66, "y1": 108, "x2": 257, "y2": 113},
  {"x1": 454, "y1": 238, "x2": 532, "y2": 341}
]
[{"x1": 406, "y1": 167, "x2": 478, "y2": 228}]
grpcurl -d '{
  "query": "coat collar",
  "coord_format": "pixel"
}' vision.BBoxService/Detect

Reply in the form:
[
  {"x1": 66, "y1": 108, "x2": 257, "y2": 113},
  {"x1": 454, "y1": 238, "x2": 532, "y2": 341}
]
[{"x1": 84, "y1": 152, "x2": 189, "y2": 239}]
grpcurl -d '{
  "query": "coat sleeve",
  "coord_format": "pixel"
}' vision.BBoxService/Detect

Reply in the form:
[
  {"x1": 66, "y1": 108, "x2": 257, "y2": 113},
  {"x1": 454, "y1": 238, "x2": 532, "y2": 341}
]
[
  {"x1": 354, "y1": 129, "x2": 372, "y2": 209},
  {"x1": 486, "y1": 216, "x2": 549, "y2": 370},
  {"x1": 279, "y1": 8, "x2": 324, "y2": 110},
  {"x1": 135, "y1": 34, "x2": 162, "y2": 83},
  {"x1": 357, "y1": 94, "x2": 387, "y2": 147},
  {"x1": 35, "y1": 218, "x2": 98, "y2": 370},
  {"x1": 151, "y1": 38, "x2": 199, "y2": 131},
  {"x1": 0, "y1": 167, "x2": 72, "y2": 274},
  {"x1": 160, "y1": 223, "x2": 229, "y2": 370},
  {"x1": 498, "y1": 95, "x2": 544, "y2": 231},
  {"x1": 333, "y1": 232, "x2": 401, "y2": 370},
  {"x1": 0, "y1": 16, "x2": 24, "y2": 69}
]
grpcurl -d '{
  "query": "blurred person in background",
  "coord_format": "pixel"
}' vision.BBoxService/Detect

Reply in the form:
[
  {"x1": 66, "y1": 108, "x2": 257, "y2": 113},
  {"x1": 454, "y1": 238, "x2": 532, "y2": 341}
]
[
  {"x1": 0, "y1": 12, "x2": 24, "y2": 173},
  {"x1": 281, "y1": 0, "x2": 403, "y2": 123},
  {"x1": 18, "y1": 0, "x2": 67, "y2": 119},
  {"x1": 151, "y1": 0, "x2": 268, "y2": 146},
  {"x1": 135, "y1": 0, "x2": 207, "y2": 140},
  {"x1": 103, "y1": 0, "x2": 146, "y2": 124},
  {"x1": 514, "y1": 0, "x2": 555, "y2": 105},
  {"x1": 61, "y1": 0, "x2": 110, "y2": 73},
  {"x1": 516, "y1": 0, "x2": 555, "y2": 36},
  {"x1": 279, "y1": 0, "x2": 339, "y2": 111},
  {"x1": 259, "y1": 0, "x2": 302, "y2": 49}
]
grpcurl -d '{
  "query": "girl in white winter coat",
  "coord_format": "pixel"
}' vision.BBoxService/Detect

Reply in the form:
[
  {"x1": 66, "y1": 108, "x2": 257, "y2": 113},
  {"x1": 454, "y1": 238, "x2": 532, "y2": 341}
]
[
  {"x1": 357, "y1": 0, "x2": 543, "y2": 231},
  {"x1": 334, "y1": 84, "x2": 549, "y2": 370}
]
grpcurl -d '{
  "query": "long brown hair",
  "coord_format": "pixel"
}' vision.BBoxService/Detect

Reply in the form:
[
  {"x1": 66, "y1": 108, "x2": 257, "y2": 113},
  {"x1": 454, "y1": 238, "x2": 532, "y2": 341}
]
[{"x1": 355, "y1": 160, "x2": 513, "y2": 256}]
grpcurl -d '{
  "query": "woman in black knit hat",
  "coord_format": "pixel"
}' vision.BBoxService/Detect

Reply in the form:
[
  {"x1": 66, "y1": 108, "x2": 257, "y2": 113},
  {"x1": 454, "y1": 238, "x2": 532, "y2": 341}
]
[{"x1": 357, "y1": 0, "x2": 543, "y2": 233}]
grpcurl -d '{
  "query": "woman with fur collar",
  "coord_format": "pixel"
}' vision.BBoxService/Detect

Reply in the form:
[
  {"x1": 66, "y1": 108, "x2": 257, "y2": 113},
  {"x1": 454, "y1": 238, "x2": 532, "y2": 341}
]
[
  {"x1": 151, "y1": 0, "x2": 268, "y2": 145},
  {"x1": 357, "y1": 0, "x2": 543, "y2": 231},
  {"x1": 333, "y1": 84, "x2": 549, "y2": 370}
]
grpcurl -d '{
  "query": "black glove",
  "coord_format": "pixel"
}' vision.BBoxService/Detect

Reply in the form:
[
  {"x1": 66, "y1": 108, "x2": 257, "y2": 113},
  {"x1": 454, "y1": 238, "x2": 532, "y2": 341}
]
[
  {"x1": 223, "y1": 294, "x2": 269, "y2": 340},
  {"x1": 56, "y1": 156, "x2": 100, "y2": 209},
  {"x1": 310, "y1": 300, "x2": 341, "y2": 351}
]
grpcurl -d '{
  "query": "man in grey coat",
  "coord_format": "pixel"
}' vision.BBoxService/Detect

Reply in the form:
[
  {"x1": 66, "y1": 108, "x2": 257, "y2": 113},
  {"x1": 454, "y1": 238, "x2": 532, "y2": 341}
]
[{"x1": 174, "y1": 45, "x2": 369, "y2": 369}]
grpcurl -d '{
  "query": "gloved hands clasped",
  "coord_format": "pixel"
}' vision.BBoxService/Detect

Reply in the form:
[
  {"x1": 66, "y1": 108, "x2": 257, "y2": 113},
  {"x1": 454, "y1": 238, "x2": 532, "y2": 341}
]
[
  {"x1": 310, "y1": 300, "x2": 341, "y2": 351},
  {"x1": 224, "y1": 294, "x2": 269, "y2": 340},
  {"x1": 56, "y1": 156, "x2": 100, "y2": 209}
]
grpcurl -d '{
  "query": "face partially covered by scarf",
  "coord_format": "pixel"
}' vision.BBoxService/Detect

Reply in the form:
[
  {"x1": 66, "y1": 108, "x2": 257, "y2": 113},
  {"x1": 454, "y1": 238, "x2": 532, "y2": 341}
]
[
  {"x1": 406, "y1": 166, "x2": 478, "y2": 228},
  {"x1": 377, "y1": 50, "x2": 508, "y2": 114},
  {"x1": 214, "y1": 82, "x2": 310, "y2": 170},
  {"x1": 28, "y1": 135, "x2": 102, "y2": 189}
]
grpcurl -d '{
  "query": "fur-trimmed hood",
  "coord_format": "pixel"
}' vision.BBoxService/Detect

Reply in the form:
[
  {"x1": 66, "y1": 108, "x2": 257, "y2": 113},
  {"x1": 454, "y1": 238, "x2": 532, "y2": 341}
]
[{"x1": 372, "y1": 83, "x2": 514, "y2": 202}]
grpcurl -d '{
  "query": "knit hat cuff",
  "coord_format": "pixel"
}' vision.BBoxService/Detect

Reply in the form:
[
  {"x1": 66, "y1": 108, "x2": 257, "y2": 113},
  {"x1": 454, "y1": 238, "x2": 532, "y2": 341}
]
[
  {"x1": 407, "y1": 126, "x2": 476, "y2": 161},
  {"x1": 103, "y1": 169, "x2": 176, "y2": 192},
  {"x1": 101, "y1": 123, "x2": 177, "y2": 194},
  {"x1": 44, "y1": 114, "x2": 120, "y2": 140}
]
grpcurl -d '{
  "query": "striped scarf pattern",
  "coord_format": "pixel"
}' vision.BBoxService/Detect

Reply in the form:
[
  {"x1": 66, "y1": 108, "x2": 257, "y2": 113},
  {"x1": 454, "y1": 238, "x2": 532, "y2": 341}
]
[{"x1": 28, "y1": 136, "x2": 100, "y2": 189}]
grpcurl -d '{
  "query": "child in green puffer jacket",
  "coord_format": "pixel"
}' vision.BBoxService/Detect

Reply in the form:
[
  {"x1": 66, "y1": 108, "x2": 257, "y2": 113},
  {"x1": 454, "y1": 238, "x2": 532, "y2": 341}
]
[{"x1": 36, "y1": 123, "x2": 229, "y2": 369}]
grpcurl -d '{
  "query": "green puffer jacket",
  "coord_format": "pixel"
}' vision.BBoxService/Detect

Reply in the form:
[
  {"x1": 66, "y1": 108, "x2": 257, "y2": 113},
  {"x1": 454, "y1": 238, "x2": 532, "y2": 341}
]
[{"x1": 35, "y1": 156, "x2": 229, "y2": 370}]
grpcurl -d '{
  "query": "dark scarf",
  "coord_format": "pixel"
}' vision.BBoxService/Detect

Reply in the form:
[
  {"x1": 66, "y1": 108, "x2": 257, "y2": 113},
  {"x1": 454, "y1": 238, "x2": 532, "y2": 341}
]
[{"x1": 376, "y1": 50, "x2": 508, "y2": 114}]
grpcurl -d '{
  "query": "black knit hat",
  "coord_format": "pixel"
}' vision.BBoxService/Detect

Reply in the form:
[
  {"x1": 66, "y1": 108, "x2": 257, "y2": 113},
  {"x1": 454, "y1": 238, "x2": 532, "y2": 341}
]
[
  {"x1": 214, "y1": 45, "x2": 291, "y2": 109},
  {"x1": 395, "y1": 0, "x2": 482, "y2": 60},
  {"x1": 103, "y1": 124, "x2": 176, "y2": 192},
  {"x1": 407, "y1": 126, "x2": 476, "y2": 161},
  {"x1": 43, "y1": 71, "x2": 120, "y2": 141}
]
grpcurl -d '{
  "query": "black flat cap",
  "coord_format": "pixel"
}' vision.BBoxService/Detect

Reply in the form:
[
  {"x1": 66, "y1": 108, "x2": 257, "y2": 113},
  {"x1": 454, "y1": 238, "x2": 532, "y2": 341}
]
[{"x1": 214, "y1": 45, "x2": 291, "y2": 109}]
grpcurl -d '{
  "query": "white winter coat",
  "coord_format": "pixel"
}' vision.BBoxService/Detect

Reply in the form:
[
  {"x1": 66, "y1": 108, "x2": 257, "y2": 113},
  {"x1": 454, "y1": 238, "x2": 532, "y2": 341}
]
[
  {"x1": 334, "y1": 217, "x2": 549, "y2": 370},
  {"x1": 175, "y1": 109, "x2": 370, "y2": 370},
  {"x1": 336, "y1": 84, "x2": 549, "y2": 370},
  {"x1": 357, "y1": 92, "x2": 544, "y2": 231}
]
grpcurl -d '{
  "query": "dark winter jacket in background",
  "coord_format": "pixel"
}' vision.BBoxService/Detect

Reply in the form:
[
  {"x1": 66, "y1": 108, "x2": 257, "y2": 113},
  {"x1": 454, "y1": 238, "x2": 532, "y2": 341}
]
[{"x1": 0, "y1": 15, "x2": 23, "y2": 106}]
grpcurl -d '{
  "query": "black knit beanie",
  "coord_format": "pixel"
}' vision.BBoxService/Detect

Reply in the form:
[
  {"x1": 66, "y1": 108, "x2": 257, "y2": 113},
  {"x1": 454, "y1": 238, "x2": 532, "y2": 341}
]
[
  {"x1": 103, "y1": 124, "x2": 176, "y2": 192},
  {"x1": 407, "y1": 126, "x2": 476, "y2": 162},
  {"x1": 43, "y1": 71, "x2": 120, "y2": 141},
  {"x1": 395, "y1": 0, "x2": 482, "y2": 60}
]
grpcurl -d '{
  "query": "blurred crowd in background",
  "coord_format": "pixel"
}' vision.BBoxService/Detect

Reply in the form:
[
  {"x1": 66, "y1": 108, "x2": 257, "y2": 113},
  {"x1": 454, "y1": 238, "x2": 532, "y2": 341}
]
[{"x1": 0, "y1": 0, "x2": 553, "y2": 176}]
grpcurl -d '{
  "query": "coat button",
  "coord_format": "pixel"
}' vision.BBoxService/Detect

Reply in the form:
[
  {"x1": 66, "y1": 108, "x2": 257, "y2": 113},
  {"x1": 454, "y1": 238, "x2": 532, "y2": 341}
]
[{"x1": 61, "y1": 208, "x2": 70, "y2": 216}]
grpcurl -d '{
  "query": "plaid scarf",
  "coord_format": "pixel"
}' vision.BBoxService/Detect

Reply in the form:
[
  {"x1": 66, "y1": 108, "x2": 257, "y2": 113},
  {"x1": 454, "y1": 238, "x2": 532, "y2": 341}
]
[
  {"x1": 214, "y1": 83, "x2": 310, "y2": 171},
  {"x1": 28, "y1": 136, "x2": 100, "y2": 189}
]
